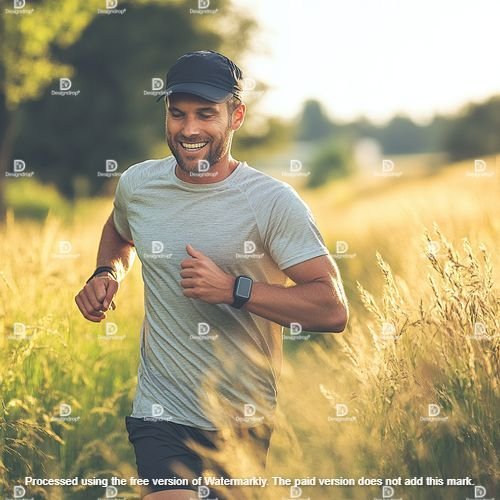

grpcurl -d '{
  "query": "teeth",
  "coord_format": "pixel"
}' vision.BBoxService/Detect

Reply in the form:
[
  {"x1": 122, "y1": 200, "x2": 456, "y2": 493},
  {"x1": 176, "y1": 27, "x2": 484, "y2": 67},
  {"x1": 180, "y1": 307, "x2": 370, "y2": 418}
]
[{"x1": 181, "y1": 142, "x2": 208, "y2": 150}]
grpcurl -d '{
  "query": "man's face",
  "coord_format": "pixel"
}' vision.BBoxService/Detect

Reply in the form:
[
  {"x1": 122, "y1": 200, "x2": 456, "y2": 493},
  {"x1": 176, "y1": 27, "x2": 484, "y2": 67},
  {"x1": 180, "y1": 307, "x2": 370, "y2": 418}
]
[{"x1": 166, "y1": 93, "x2": 242, "y2": 175}]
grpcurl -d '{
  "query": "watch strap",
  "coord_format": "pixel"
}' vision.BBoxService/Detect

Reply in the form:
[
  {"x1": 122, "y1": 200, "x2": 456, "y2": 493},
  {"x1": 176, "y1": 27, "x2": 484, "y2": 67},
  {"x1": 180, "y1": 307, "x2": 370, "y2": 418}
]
[{"x1": 86, "y1": 266, "x2": 117, "y2": 284}]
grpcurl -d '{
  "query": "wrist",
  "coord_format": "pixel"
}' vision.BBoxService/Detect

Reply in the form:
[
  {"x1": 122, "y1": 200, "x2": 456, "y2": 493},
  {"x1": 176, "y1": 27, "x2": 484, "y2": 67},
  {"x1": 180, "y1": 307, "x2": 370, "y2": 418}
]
[
  {"x1": 87, "y1": 265, "x2": 117, "y2": 284},
  {"x1": 224, "y1": 275, "x2": 236, "y2": 305}
]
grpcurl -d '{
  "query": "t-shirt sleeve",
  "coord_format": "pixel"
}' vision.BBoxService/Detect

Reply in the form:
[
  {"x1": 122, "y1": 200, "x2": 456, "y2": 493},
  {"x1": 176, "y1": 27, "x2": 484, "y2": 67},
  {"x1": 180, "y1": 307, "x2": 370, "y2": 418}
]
[
  {"x1": 263, "y1": 185, "x2": 330, "y2": 270},
  {"x1": 112, "y1": 172, "x2": 134, "y2": 244}
]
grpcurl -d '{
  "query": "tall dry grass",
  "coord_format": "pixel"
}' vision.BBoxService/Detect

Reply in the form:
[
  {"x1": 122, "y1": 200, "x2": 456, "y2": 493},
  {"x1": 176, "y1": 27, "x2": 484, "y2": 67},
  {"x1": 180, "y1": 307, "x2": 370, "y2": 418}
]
[{"x1": 0, "y1": 157, "x2": 498, "y2": 499}]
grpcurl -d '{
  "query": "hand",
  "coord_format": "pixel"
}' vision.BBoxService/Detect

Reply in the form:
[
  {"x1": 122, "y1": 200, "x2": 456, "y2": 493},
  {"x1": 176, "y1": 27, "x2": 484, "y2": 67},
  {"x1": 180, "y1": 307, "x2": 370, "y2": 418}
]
[
  {"x1": 180, "y1": 244, "x2": 235, "y2": 305},
  {"x1": 75, "y1": 272, "x2": 118, "y2": 322}
]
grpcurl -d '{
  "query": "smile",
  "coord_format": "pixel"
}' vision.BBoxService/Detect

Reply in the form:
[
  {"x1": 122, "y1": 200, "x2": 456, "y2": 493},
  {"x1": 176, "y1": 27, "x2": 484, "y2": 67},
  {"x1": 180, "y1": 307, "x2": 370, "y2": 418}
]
[{"x1": 180, "y1": 141, "x2": 208, "y2": 151}]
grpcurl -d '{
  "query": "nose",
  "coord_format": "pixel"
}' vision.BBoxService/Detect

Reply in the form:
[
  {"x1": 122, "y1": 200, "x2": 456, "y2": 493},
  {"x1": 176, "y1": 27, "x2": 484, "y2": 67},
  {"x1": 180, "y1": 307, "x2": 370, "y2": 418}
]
[{"x1": 181, "y1": 116, "x2": 201, "y2": 139}]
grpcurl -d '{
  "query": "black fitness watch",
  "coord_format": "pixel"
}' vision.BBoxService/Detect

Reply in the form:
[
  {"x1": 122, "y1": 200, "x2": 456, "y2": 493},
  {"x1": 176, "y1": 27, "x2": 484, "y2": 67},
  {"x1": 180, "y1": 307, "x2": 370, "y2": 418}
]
[
  {"x1": 231, "y1": 275, "x2": 253, "y2": 309},
  {"x1": 86, "y1": 266, "x2": 117, "y2": 284}
]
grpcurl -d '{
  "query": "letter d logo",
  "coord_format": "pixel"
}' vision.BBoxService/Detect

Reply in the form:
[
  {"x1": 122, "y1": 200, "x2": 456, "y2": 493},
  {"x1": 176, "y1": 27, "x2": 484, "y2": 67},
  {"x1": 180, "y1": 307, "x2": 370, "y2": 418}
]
[
  {"x1": 474, "y1": 159, "x2": 486, "y2": 173},
  {"x1": 244, "y1": 241, "x2": 256, "y2": 254},
  {"x1": 198, "y1": 0, "x2": 210, "y2": 9},
  {"x1": 382, "y1": 485, "x2": 394, "y2": 498},
  {"x1": 106, "y1": 322, "x2": 118, "y2": 336},
  {"x1": 336, "y1": 240, "x2": 348, "y2": 254},
  {"x1": 290, "y1": 159, "x2": 302, "y2": 172},
  {"x1": 13, "y1": 485, "x2": 26, "y2": 498},
  {"x1": 336, "y1": 403, "x2": 348, "y2": 417},
  {"x1": 152, "y1": 78, "x2": 164, "y2": 91},
  {"x1": 152, "y1": 241, "x2": 164, "y2": 254},
  {"x1": 198, "y1": 159, "x2": 210, "y2": 172},
  {"x1": 60, "y1": 78, "x2": 72, "y2": 90},
  {"x1": 428, "y1": 404, "x2": 440, "y2": 417},
  {"x1": 198, "y1": 323, "x2": 210, "y2": 335},
  {"x1": 106, "y1": 0, "x2": 118, "y2": 8},
  {"x1": 106, "y1": 159, "x2": 118, "y2": 172},
  {"x1": 244, "y1": 404, "x2": 256, "y2": 417},
  {"x1": 152, "y1": 404, "x2": 164, "y2": 417},
  {"x1": 13, "y1": 159, "x2": 25, "y2": 172},
  {"x1": 14, "y1": 0, "x2": 25, "y2": 9},
  {"x1": 474, "y1": 485, "x2": 486, "y2": 498},
  {"x1": 290, "y1": 486, "x2": 302, "y2": 498},
  {"x1": 105, "y1": 486, "x2": 118, "y2": 498},
  {"x1": 198, "y1": 486, "x2": 210, "y2": 498},
  {"x1": 382, "y1": 159, "x2": 394, "y2": 172},
  {"x1": 60, "y1": 403, "x2": 72, "y2": 417}
]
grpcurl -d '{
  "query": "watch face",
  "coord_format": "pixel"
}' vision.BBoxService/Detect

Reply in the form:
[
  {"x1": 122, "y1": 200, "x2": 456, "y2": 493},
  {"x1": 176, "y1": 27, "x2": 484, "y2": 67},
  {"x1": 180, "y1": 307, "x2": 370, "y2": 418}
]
[{"x1": 236, "y1": 277, "x2": 252, "y2": 299}]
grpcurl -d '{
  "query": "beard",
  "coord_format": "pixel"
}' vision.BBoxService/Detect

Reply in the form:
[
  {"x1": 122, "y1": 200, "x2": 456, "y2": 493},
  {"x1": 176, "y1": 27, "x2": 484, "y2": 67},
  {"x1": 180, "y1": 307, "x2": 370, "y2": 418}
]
[{"x1": 166, "y1": 127, "x2": 233, "y2": 176}]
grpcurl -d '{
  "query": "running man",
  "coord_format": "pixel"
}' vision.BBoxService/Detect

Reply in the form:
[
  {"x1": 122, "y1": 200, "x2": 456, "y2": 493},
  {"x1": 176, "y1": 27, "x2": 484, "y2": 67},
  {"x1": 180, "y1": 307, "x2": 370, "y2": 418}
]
[{"x1": 75, "y1": 50, "x2": 349, "y2": 500}]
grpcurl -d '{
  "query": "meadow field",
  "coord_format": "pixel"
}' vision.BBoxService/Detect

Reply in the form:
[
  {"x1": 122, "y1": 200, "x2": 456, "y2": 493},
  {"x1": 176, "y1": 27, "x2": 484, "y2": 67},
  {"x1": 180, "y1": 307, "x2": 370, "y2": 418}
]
[{"x1": 0, "y1": 155, "x2": 498, "y2": 499}]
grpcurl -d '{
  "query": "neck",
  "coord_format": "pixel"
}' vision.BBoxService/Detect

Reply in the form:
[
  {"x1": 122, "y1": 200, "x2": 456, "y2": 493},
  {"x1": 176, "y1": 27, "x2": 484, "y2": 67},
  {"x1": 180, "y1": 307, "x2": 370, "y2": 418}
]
[{"x1": 175, "y1": 154, "x2": 240, "y2": 184}]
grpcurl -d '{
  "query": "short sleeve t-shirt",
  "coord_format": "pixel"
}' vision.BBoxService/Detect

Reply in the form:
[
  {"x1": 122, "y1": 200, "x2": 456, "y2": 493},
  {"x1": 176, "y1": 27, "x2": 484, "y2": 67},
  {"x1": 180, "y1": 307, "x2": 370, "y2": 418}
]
[{"x1": 113, "y1": 155, "x2": 329, "y2": 430}]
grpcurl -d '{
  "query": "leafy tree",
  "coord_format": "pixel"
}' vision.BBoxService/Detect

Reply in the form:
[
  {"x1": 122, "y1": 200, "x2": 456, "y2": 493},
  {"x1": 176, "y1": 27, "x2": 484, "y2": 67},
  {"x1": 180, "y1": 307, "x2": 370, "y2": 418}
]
[
  {"x1": 445, "y1": 95, "x2": 500, "y2": 160},
  {"x1": 296, "y1": 99, "x2": 333, "y2": 142},
  {"x1": 1, "y1": 0, "x2": 105, "y2": 220}
]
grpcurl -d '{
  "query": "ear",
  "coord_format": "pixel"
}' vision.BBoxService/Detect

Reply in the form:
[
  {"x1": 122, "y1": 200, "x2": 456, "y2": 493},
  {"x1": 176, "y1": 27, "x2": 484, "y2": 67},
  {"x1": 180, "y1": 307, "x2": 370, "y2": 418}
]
[{"x1": 230, "y1": 102, "x2": 246, "y2": 131}]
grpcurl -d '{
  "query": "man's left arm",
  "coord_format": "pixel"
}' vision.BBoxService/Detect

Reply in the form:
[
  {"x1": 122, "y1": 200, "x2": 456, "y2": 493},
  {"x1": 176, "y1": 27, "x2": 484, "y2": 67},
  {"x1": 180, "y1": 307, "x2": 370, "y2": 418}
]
[
  {"x1": 239, "y1": 253, "x2": 348, "y2": 333},
  {"x1": 180, "y1": 244, "x2": 348, "y2": 333}
]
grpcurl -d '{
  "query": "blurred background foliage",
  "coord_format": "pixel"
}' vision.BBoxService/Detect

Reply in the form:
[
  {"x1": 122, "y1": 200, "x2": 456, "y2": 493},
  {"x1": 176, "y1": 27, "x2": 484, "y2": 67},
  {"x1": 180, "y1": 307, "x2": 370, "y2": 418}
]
[{"x1": 1, "y1": 0, "x2": 500, "y2": 219}]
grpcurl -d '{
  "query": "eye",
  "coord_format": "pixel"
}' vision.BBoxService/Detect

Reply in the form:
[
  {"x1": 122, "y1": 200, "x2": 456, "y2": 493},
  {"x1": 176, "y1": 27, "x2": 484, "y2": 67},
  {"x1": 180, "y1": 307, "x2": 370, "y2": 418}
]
[
  {"x1": 199, "y1": 113, "x2": 215, "y2": 119},
  {"x1": 170, "y1": 110, "x2": 184, "y2": 118}
]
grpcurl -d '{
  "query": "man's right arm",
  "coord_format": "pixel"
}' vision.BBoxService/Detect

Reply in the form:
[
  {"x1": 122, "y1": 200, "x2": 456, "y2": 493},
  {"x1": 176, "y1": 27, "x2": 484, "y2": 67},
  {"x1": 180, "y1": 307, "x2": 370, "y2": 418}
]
[{"x1": 74, "y1": 211, "x2": 136, "y2": 322}]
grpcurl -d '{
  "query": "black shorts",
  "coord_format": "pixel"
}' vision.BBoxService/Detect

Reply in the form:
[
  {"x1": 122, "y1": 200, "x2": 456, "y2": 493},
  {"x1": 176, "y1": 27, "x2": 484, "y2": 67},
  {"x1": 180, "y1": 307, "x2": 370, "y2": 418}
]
[{"x1": 125, "y1": 415, "x2": 273, "y2": 499}]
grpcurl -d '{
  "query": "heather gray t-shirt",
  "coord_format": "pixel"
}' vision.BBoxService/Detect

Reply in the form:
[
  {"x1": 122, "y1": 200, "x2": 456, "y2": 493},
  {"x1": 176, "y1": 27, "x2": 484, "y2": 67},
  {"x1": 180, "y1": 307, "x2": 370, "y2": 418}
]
[{"x1": 113, "y1": 155, "x2": 329, "y2": 430}]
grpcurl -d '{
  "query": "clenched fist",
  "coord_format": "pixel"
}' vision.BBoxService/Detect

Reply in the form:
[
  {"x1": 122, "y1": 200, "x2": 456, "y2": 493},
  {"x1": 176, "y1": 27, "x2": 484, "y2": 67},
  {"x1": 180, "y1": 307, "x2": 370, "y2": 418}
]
[
  {"x1": 180, "y1": 244, "x2": 235, "y2": 305},
  {"x1": 75, "y1": 272, "x2": 118, "y2": 322}
]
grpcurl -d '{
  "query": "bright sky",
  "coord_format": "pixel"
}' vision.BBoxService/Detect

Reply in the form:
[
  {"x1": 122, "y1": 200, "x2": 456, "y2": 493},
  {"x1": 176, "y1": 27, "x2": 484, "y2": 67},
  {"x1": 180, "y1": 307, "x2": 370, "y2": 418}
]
[{"x1": 233, "y1": 0, "x2": 500, "y2": 124}]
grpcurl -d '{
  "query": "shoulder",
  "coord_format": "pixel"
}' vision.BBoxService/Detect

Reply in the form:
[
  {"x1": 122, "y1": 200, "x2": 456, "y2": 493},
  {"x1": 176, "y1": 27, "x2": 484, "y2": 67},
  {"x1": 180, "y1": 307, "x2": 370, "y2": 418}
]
[
  {"x1": 117, "y1": 156, "x2": 174, "y2": 197},
  {"x1": 238, "y1": 162, "x2": 301, "y2": 205},
  {"x1": 120, "y1": 156, "x2": 173, "y2": 186}
]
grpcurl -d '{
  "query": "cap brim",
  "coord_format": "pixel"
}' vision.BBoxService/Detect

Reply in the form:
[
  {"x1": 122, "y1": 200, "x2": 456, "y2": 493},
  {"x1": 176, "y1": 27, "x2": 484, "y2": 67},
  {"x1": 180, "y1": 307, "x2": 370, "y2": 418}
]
[{"x1": 155, "y1": 83, "x2": 233, "y2": 103}]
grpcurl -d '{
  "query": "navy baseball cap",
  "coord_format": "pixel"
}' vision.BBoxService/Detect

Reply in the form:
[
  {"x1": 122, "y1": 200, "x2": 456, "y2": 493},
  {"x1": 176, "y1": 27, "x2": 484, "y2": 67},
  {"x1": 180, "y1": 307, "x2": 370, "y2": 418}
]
[{"x1": 156, "y1": 50, "x2": 243, "y2": 103}]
